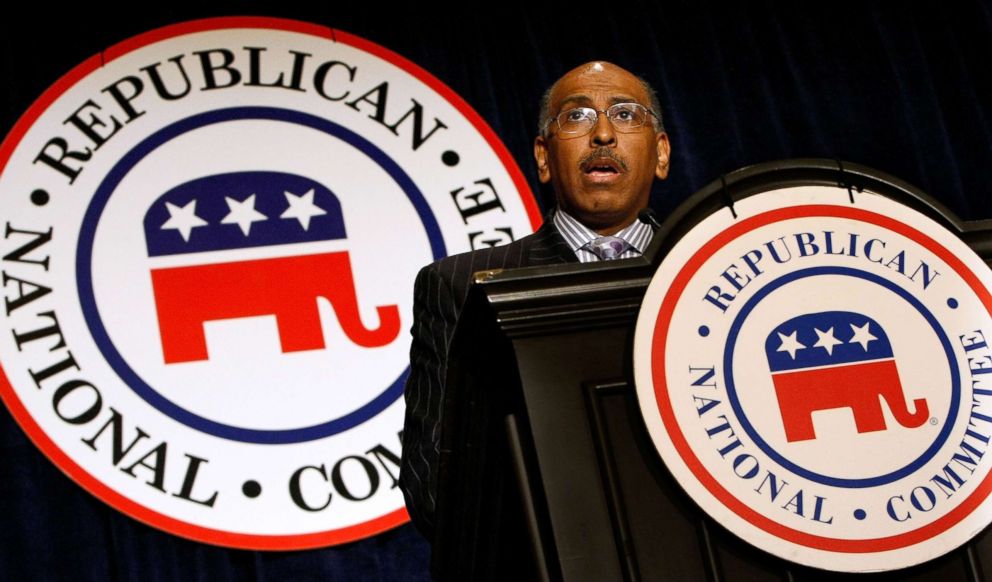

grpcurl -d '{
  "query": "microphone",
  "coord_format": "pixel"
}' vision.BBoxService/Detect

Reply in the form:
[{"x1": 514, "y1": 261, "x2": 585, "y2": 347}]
[{"x1": 638, "y1": 208, "x2": 662, "y2": 229}]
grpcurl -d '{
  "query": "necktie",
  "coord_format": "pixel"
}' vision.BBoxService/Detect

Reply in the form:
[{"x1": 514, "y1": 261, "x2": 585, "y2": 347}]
[{"x1": 586, "y1": 236, "x2": 631, "y2": 261}]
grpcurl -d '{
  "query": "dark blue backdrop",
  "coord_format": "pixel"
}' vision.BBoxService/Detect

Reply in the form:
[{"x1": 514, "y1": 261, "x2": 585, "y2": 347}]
[{"x1": 2, "y1": 2, "x2": 992, "y2": 580}]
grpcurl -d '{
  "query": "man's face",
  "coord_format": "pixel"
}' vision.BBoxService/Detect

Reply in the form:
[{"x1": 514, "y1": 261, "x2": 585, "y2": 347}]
[{"x1": 534, "y1": 62, "x2": 671, "y2": 235}]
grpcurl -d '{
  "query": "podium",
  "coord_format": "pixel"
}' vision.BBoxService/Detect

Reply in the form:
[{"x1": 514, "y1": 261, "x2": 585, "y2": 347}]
[{"x1": 432, "y1": 160, "x2": 992, "y2": 581}]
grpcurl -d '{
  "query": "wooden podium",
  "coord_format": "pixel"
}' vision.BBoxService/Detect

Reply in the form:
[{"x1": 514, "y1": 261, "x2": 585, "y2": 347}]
[{"x1": 432, "y1": 160, "x2": 992, "y2": 581}]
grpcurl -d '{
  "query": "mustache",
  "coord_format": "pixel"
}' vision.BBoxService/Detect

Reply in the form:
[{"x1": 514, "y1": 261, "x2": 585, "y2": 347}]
[{"x1": 580, "y1": 147, "x2": 628, "y2": 172}]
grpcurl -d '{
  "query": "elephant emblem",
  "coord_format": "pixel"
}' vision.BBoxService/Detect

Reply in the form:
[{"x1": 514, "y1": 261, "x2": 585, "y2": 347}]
[
  {"x1": 765, "y1": 311, "x2": 928, "y2": 442},
  {"x1": 143, "y1": 171, "x2": 400, "y2": 364}
]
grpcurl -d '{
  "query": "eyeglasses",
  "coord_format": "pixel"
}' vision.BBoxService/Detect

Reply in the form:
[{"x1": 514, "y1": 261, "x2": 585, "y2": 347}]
[{"x1": 547, "y1": 103, "x2": 656, "y2": 138}]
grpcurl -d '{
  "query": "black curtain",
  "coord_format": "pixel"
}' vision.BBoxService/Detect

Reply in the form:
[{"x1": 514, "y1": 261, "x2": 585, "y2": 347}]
[{"x1": 2, "y1": 2, "x2": 991, "y2": 580}]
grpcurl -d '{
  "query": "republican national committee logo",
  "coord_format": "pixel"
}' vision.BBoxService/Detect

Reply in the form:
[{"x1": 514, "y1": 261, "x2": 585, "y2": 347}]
[
  {"x1": 0, "y1": 18, "x2": 539, "y2": 549},
  {"x1": 633, "y1": 186, "x2": 992, "y2": 572}
]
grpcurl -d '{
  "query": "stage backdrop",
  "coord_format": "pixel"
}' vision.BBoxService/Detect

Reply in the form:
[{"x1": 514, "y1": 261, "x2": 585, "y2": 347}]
[{"x1": 2, "y1": 2, "x2": 991, "y2": 581}]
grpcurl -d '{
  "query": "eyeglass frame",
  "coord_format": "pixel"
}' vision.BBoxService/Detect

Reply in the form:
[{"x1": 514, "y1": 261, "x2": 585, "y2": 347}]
[{"x1": 544, "y1": 102, "x2": 658, "y2": 139}]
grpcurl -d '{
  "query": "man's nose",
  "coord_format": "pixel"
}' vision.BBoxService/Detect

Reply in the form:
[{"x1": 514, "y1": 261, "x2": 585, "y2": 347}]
[{"x1": 590, "y1": 112, "x2": 617, "y2": 146}]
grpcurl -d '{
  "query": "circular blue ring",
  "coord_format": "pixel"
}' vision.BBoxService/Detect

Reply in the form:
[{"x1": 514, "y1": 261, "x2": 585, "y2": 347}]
[
  {"x1": 723, "y1": 266, "x2": 959, "y2": 488},
  {"x1": 77, "y1": 107, "x2": 445, "y2": 444}
]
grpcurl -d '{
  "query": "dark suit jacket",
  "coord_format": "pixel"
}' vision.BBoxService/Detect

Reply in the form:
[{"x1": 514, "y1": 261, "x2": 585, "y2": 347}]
[{"x1": 399, "y1": 218, "x2": 577, "y2": 540}]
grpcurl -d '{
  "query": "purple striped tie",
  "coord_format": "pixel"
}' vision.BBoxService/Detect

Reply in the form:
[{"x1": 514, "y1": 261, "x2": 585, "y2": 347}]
[{"x1": 586, "y1": 236, "x2": 630, "y2": 260}]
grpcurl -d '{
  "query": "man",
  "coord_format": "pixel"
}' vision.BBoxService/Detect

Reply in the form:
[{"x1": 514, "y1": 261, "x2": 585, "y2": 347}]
[{"x1": 400, "y1": 61, "x2": 671, "y2": 542}]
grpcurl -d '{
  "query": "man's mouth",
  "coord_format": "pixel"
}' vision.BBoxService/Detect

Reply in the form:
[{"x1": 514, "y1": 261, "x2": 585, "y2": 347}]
[
  {"x1": 580, "y1": 149, "x2": 628, "y2": 179},
  {"x1": 583, "y1": 159, "x2": 621, "y2": 175}
]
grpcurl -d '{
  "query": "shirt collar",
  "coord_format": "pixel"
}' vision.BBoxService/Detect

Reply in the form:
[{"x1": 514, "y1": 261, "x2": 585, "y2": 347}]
[{"x1": 552, "y1": 208, "x2": 654, "y2": 254}]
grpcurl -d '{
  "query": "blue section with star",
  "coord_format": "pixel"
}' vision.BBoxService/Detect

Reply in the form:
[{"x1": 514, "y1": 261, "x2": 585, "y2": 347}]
[
  {"x1": 765, "y1": 311, "x2": 894, "y2": 372},
  {"x1": 143, "y1": 171, "x2": 346, "y2": 256}
]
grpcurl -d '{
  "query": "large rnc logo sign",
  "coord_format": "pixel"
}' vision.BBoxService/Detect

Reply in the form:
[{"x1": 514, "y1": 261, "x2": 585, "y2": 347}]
[
  {"x1": 0, "y1": 18, "x2": 539, "y2": 548},
  {"x1": 633, "y1": 187, "x2": 992, "y2": 572}
]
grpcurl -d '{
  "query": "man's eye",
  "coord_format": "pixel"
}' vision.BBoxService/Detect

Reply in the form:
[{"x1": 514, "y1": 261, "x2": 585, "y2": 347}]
[
  {"x1": 564, "y1": 109, "x2": 589, "y2": 123},
  {"x1": 611, "y1": 104, "x2": 640, "y2": 122}
]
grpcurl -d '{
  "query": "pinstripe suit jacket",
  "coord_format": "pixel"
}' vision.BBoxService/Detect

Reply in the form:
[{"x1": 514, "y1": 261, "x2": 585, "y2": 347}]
[{"x1": 400, "y1": 218, "x2": 578, "y2": 539}]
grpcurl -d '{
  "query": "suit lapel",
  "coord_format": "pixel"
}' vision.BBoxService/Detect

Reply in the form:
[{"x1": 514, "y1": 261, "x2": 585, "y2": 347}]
[{"x1": 523, "y1": 217, "x2": 579, "y2": 266}]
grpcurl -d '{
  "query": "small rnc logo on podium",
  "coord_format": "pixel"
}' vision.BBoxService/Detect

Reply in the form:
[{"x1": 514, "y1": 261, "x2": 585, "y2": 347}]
[{"x1": 634, "y1": 185, "x2": 992, "y2": 572}]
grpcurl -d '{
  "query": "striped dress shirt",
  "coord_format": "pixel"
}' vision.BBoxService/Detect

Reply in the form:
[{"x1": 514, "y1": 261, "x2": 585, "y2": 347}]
[{"x1": 553, "y1": 209, "x2": 654, "y2": 262}]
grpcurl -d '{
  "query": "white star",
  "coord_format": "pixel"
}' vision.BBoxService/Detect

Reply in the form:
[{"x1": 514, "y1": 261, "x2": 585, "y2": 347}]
[
  {"x1": 220, "y1": 194, "x2": 267, "y2": 236},
  {"x1": 813, "y1": 327, "x2": 843, "y2": 355},
  {"x1": 849, "y1": 322, "x2": 878, "y2": 351},
  {"x1": 281, "y1": 189, "x2": 326, "y2": 231},
  {"x1": 160, "y1": 200, "x2": 208, "y2": 242},
  {"x1": 776, "y1": 330, "x2": 805, "y2": 359}
]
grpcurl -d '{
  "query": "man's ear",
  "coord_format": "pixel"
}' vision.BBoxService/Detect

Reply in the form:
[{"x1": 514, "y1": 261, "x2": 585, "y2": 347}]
[
  {"x1": 655, "y1": 132, "x2": 671, "y2": 180},
  {"x1": 534, "y1": 135, "x2": 551, "y2": 184}
]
